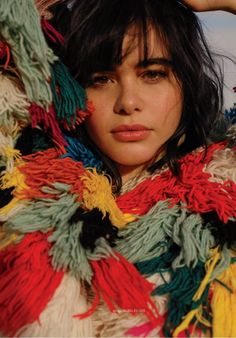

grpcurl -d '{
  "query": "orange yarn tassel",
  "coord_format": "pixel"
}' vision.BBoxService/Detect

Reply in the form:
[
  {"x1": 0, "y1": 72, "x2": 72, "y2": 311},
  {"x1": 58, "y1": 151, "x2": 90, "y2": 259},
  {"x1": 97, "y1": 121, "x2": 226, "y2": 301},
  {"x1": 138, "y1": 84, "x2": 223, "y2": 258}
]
[{"x1": 17, "y1": 148, "x2": 86, "y2": 200}]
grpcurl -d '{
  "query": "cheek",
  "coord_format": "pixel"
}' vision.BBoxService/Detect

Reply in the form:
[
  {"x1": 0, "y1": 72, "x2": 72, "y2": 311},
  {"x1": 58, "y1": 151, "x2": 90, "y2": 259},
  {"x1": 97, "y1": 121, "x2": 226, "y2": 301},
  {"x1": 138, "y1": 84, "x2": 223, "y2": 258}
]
[
  {"x1": 85, "y1": 92, "x2": 104, "y2": 130},
  {"x1": 84, "y1": 102, "x2": 109, "y2": 144},
  {"x1": 86, "y1": 89, "x2": 113, "y2": 126},
  {"x1": 151, "y1": 89, "x2": 182, "y2": 129}
]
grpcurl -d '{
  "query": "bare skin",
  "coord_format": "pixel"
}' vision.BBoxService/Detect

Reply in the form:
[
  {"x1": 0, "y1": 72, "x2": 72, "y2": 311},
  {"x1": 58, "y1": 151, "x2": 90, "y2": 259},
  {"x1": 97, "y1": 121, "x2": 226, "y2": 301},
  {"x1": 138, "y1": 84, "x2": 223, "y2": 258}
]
[{"x1": 183, "y1": 0, "x2": 236, "y2": 13}]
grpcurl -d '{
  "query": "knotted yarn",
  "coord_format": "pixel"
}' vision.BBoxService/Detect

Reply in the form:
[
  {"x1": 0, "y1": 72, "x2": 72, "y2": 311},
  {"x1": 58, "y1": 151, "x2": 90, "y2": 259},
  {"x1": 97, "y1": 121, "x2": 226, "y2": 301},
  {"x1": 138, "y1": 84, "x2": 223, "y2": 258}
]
[{"x1": 0, "y1": 0, "x2": 56, "y2": 107}]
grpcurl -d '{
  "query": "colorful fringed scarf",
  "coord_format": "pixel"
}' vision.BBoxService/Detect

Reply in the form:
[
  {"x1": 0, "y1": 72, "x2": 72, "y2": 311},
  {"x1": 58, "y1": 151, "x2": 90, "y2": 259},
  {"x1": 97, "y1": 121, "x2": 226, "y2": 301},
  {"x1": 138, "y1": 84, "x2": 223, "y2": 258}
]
[
  {"x1": 1, "y1": 140, "x2": 236, "y2": 337},
  {"x1": 1, "y1": 1, "x2": 236, "y2": 337}
]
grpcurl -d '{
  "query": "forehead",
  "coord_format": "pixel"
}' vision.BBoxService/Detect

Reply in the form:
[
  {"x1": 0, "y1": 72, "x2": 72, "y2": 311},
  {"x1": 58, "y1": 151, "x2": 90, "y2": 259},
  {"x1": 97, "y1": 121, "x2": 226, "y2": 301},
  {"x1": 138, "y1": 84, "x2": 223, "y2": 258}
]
[{"x1": 122, "y1": 24, "x2": 169, "y2": 61}]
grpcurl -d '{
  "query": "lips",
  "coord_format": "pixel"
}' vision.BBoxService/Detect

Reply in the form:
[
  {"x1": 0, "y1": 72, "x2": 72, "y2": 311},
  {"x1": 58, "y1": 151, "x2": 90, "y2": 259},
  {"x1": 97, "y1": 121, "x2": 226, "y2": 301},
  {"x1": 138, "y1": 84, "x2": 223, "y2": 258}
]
[{"x1": 111, "y1": 124, "x2": 151, "y2": 142}]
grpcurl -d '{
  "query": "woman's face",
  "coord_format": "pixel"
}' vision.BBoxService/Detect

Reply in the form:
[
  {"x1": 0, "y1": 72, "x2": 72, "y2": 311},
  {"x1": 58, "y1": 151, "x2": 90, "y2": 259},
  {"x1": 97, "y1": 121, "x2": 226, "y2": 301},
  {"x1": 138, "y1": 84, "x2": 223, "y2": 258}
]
[{"x1": 86, "y1": 26, "x2": 183, "y2": 182}]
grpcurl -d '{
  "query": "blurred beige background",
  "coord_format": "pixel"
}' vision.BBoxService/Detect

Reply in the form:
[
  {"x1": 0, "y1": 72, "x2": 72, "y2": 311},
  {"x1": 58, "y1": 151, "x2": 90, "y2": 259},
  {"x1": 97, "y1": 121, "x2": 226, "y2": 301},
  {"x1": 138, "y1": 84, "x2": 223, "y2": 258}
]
[{"x1": 198, "y1": 11, "x2": 236, "y2": 109}]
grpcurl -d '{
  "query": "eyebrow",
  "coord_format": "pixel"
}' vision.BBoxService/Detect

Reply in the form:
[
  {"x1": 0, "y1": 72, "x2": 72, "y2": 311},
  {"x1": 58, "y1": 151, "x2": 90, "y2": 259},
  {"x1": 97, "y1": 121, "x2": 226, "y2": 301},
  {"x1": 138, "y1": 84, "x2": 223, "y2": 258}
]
[
  {"x1": 136, "y1": 57, "x2": 172, "y2": 68},
  {"x1": 91, "y1": 57, "x2": 173, "y2": 74}
]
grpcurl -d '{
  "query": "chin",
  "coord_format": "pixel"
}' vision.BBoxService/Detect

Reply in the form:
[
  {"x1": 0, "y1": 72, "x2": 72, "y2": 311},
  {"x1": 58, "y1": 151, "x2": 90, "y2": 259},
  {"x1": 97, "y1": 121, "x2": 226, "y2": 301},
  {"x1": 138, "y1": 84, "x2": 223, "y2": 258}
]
[{"x1": 113, "y1": 156, "x2": 156, "y2": 168}]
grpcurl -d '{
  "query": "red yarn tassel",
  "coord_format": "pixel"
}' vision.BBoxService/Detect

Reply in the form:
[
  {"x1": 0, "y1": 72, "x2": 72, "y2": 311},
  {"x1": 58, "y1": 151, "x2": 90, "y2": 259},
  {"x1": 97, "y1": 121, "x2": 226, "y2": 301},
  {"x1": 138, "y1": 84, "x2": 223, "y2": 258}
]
[
  {"x1": 29, "y1": 103, "x2": 67, "y2": 147},
  {"x1": 0, "y1": 40, "x2": 11, "y2": 69},
  {"x1": 0, "y1": 232, "x2": 64, "y2": 336},
  {"x1": 117, "y1": 142, "x2": 236, "y2": 223},
  {"x1": 125, "y1": 319, "x2": 165, "y2": 337},
  {"x1": 41, "y1": 18, "x2": 65, "y2": 45},
  {"x1": 78, "y1": 252, "x2": 161, "y2": 325}
]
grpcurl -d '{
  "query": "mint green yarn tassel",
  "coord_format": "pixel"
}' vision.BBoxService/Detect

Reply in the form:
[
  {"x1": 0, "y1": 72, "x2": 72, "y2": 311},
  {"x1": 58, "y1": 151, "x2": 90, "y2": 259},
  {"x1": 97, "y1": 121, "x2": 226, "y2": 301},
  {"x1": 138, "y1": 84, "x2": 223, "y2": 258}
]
[
  {"x1": 0, "y1": 73, "x2": 30, "y2": 137},
  {"x1": 50, "y1": 60, "x2": 87, "y2": 125},
  {"x1": 4, "y1": 183, "x2": 80, "y2": 233},
  {"x1": 0, "y1": 0, "x2": 56, "y2": 107},
  {"x1": 116, "y1": 201, "x2": 215, "y2": 268},
  {"x1": 49, "y1": 221, "x2": 93, "y2": 283},
  {"x1": 116, "y1": 201, "x2": 177, "y2": 262},
  {"x1": 170, "y1": 211, "x2": 215, "y2": 269}
]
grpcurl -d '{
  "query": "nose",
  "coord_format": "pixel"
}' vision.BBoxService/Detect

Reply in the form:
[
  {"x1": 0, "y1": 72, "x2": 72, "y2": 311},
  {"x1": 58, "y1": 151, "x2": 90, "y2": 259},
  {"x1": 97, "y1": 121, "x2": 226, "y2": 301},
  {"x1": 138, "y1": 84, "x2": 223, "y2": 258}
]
[{"x1": 113, "y1": 82, "x2": 143, "y2": 115}]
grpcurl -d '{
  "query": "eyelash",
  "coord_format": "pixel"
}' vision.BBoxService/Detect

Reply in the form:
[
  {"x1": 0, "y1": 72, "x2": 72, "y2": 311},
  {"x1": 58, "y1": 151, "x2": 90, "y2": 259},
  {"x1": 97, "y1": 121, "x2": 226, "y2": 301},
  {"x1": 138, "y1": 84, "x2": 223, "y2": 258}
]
[
  {"x1": 89, "y1": 69, "x2": 168, "y2": 87},
  {"x1": 141, "y1": 70, "x2": 167, "y2": 81},
  {"x1": 90, "y1": 75, "x2": 114, "y2": 86}
]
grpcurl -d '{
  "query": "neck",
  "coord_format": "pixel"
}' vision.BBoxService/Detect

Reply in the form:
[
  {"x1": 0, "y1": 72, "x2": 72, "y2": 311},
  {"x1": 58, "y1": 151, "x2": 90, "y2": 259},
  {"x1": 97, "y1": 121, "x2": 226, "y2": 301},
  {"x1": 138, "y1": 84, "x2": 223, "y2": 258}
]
[
  {"x1": 117, "y1": 164, "x2": 148, "y2": 184},
  {"x1": 117, "y1": 151, "x2": 165, "y2": 184}
]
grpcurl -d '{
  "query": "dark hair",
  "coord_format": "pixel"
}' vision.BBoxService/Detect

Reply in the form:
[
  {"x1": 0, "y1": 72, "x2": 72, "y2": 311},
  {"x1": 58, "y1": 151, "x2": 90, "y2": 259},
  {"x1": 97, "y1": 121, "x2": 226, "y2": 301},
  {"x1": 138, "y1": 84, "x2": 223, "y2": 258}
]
[{"x1": 51, "y1": 0, "x2": 223, "y2": 191}]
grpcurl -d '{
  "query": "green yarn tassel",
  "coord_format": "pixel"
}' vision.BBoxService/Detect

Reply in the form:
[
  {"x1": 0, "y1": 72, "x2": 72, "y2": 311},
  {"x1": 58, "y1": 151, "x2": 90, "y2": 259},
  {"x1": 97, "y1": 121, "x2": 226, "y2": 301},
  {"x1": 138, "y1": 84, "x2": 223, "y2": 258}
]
[
  {"x1": 116, "y1": 201, "x2": 215, "y2": 268},
  {"x1": 0, "y1": 0, "x2": 56, "y2": 107},
  {"x1": 50, "y1": 60, "x2": 87, "y2": 125},
  {"x1": 157, "y1": 262, "x2": 209, "y2": 337},
  {"x1": 3, "y1": 182, "x2": 112, "y2": 282},
  {"x1": 116, "y1": 201, "x2": 179, "y2": 262},
  {"x1": 136, "y1": 245, "x2": 211, "y2": 336},
  {"x1": 135, "y1": 243, "x2": 179, "y2": 275},
  {"x1": 4, "y1": 183, "x2": 80, "y2": 234},
  {"x1": 49, "y1": 221, "x2": 93, "y2": 283}
]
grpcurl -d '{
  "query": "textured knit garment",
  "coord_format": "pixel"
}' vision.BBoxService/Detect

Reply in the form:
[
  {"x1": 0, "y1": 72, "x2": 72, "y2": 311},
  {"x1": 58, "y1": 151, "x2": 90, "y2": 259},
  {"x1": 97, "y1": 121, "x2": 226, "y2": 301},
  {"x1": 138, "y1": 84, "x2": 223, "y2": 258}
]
[
  {"x1": 1, "y1": 1, "x2": 236, "y2": 337},
  {"x1": 1, "y1": 142, "x2": 236, "y2": 338}
]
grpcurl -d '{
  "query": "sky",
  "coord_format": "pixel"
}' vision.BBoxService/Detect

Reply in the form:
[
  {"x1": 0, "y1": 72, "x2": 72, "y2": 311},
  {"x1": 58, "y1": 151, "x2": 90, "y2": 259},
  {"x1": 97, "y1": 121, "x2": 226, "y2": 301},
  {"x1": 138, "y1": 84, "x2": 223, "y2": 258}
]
[{"x1": 197, "y1": 11, "x2": 236, "y2": 109}]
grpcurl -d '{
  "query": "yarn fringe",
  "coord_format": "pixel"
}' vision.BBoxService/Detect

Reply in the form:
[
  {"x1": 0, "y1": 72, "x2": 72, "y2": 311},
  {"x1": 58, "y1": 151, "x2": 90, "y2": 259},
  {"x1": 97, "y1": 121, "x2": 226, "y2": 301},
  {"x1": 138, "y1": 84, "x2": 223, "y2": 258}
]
[
  {"x1": 62, "y1": 135, "x2": 103, "y2": 170},
  {"x1": 81, "y1": 169, "x2": 134, "y2": 228},
  {"x1": 0, "y1": 0, "x2": 56, "y2": 107},
  {"x1": 0, "y1": 163, "x2": 27, "y2": 193},
  {"x1": 29, "y1": 103, "x2": 66, "y2": 146},
  {"x1": 0, "y1": 133, "x2": 19, "y2": 172},
  {"x1": 0, "y1": 72, "x2": 30, "y2": 137},
  {"x1": 0, "y1": 40, "x2": 11, "y2": 68},
  {"x1": 125, "y1": 320, "x2": 164, "y2": 337},
  {"x1": 205, "y1": 147, "x2": 236, "y2": 184},
  {"x1": 211, "y1": 261, "x2": 236, "y2": 337},
  {"x1": 78, "y1": 251, "x2": 161, "y2": 327},
  {"x1": 50, "y1": 60, "x2": 87, "y2": 127},
  {"x1": 35, "y1": 0, "x2": 62, "y2": 19},
  {"x1": 0, "y1": 231, "x2": 64, "y2": 336},
  {"x1": 117, "y1": 142, "x2": 236, "y2": 223},
  {"x1": 20, "y1": 274, "x2": 93, "y2": 337},
  {"x1": 173, "y1": 248, "x2": 220, "y2": 337},
  {"x1": 17, "y1": 148, "x2": 85, "y2": 200},
  {"x1": 41, "y1": 18, "x2": 65, "y2": 44},
  {"x1": 0, "y1": 198, "x2": 25, "y2": 222},
  {"x1": 117, "y1": 201, "x2": 214, "y2": 268}
]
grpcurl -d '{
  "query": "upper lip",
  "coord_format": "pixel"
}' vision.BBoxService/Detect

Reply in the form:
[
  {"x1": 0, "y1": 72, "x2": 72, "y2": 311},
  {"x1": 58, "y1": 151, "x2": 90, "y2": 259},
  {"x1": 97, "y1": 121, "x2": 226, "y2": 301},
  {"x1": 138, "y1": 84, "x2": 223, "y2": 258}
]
[{"x1": 111, "y1": 124, "x2": 150, "y2": 132}]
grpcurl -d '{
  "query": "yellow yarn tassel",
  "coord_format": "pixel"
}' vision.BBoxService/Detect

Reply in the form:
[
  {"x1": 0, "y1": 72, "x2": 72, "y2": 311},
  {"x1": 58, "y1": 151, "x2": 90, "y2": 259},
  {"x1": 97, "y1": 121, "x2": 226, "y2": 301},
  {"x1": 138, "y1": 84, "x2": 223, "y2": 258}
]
[
  {"x1": 0, "y1": 231, "x2": 19, "y2": 250},
  {"x1": 0, "y1": 133, "x2": 22, "y2": 172},
  {"x1": 211, "y1": 260, "x2": 236, "y2": 337},
  {"x1": 173, "y1": 248, "x2": 221, "y2": 337},
  {"x1": 0, "y1": 197, "x2": 21, "y2": 219},
  {"x1": 81, "y1": 170, "x2": 134, "y2": 228},
  {"x1": 3, "y1": 146, "x2": 21, "y2": 161},
  {"x1": 0, "y1": 165, "x2": 27, "y2": 192},
  {"x1": 195, "y1": 306, "x2": 211, "y2": 328}
]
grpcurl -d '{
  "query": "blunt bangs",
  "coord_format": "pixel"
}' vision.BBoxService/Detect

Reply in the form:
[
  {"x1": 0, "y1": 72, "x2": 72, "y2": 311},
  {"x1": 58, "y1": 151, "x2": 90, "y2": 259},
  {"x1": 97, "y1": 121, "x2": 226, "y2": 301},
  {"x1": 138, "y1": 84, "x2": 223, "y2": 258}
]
[{"x1": 57, "y1": 0, "x2": 177, "y2": 86}]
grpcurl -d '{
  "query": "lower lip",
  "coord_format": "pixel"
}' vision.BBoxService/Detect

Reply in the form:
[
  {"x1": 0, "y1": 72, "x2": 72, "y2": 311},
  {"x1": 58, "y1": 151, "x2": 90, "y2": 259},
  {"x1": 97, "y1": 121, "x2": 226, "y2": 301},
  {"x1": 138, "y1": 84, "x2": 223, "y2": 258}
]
[{"x1": 111, "y1": 130, "x2": 151, "y2": 142}]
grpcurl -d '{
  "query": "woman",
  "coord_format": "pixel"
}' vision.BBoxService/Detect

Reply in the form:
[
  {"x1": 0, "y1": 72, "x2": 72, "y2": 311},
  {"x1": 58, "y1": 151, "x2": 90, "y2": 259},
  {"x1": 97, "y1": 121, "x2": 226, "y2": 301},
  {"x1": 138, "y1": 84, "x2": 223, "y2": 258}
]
[{"x1": 0, "y1": 0, "x2": 236, "y2": 337}]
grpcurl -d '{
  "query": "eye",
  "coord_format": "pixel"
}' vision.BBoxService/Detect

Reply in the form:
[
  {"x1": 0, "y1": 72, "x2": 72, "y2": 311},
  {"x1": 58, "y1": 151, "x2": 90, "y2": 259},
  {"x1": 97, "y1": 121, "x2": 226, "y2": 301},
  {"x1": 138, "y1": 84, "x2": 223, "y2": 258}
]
[
  {"x1": 90, "y1": 74, "x2": 115, "y2": 86},
  {"x1": 141, "y1": 70, "x2": 167, "y2": 82}
]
